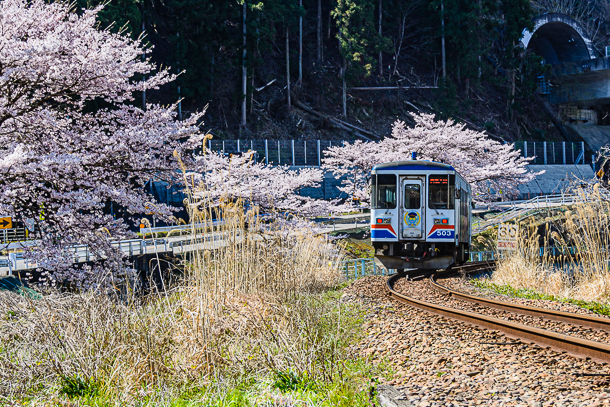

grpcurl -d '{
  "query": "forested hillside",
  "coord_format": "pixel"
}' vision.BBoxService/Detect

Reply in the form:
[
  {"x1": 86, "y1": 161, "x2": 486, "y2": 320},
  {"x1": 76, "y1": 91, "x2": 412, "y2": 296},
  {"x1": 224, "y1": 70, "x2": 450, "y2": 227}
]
[{"x1": 78, "y1": 0, "x2": 610, "y2": 142}]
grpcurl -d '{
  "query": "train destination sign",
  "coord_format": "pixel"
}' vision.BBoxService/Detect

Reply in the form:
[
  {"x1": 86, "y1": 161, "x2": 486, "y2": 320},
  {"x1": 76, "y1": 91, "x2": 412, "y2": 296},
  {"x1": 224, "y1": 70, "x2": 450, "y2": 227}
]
[
  {"x1": 498, "y1": 223, "x2": 518, "y2": 250},
  {"x1": 0, "y1": 217, "x2": 12, "y2": 230}
]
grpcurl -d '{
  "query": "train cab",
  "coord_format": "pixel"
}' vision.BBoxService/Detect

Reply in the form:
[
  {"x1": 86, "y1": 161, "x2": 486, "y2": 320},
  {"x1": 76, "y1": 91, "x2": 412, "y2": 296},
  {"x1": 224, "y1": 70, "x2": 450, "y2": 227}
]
[{"x1": 370, "y1": 160, "x2": 472, "y2": 271}]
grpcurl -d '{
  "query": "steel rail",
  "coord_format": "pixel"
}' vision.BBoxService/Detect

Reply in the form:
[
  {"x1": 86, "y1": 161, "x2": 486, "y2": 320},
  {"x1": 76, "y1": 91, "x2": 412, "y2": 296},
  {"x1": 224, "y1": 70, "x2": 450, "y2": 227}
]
[
  {"x1": 386, "y1": 272, "x2": 610, "y2": 363},
  {"x1": 430, "y1": 275, "x2": 610, "y2": 332}
]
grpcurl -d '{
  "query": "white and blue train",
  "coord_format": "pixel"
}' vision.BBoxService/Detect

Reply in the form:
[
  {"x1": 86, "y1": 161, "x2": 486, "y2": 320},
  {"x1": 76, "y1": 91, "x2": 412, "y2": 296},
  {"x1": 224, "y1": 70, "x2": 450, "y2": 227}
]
[{"x1": 370, "y1": 158, "x2": 472, "y2": 271}]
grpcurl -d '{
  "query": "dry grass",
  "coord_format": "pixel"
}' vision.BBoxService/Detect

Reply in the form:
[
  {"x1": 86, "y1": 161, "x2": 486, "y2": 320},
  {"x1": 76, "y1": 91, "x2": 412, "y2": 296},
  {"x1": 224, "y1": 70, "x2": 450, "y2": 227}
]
[
  {"x1": 0, "y1": 193, "x2": 352, "y2": 404},
  {"x1": 492, "y1": 185, "x2": 610, "y2": 302}
]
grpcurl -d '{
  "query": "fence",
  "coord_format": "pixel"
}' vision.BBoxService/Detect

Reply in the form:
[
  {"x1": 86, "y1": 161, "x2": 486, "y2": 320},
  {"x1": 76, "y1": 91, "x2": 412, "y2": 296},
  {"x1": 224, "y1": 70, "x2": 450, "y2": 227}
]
[
  {"x1": 207, "y1": 139, "x2": 592, "y2": 167},
  {"x1": 512, "y1": 141, "x2": 588, "y2": 165},
  {"x1": 342, "y1": 258, "x2": 389, "y2": 280},
  {"x1": 208, "y1": 139, "x2": 334, "y2": 166},
  {"x1": 0, "y1": 227, "x2": 32, "y2": 245}
]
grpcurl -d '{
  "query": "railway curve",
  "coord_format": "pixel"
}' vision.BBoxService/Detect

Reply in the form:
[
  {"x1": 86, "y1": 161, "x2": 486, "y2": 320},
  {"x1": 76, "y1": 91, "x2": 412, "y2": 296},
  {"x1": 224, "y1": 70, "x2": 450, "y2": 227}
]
[{"x1": 387, "y1": 263, "x2": 610, "y2": 363}]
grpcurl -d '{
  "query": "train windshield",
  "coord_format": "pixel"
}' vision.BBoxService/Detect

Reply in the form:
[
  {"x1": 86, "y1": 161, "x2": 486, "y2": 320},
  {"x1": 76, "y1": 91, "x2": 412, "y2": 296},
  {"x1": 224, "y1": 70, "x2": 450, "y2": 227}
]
[
  {"x1": 428, "y1": 175, "x2": 455, "y2": 209},
  {"x1": 371, "y1": 174, "x2": 396, "y2": 209}
]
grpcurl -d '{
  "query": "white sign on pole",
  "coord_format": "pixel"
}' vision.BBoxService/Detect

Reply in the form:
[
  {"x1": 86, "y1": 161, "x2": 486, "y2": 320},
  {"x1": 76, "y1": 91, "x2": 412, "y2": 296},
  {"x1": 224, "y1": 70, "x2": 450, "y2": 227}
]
[{"x1": 498, "y1": 223, "x2": 519, "y2": 250}]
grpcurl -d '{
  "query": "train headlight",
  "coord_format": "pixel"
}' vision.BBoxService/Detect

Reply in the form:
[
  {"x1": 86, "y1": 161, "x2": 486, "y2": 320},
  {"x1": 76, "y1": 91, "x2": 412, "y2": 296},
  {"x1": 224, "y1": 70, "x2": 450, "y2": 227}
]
[
  {"x1": 376, "y1": 218, "x2": 391, "y2": 224},
  {"x1": 434, "y1": 218, "x2": 449, "y2": 225}
]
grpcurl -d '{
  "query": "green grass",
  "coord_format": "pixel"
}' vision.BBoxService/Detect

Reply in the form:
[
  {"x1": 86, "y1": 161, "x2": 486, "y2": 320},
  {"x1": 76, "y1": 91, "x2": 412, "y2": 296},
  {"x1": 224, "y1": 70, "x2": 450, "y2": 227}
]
[
  {"x1": 339, "y1": 238, "x2": 374, "y2": 259},
  {"x1": 472, "y1": 279, "x2": 610, "y2": 317}
]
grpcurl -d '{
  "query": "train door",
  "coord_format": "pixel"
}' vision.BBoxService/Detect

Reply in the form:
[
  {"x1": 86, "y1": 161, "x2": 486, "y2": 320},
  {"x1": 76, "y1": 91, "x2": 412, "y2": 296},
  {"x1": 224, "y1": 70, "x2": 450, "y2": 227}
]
[{"x1": 401, "y1": 179, "x2": 424, "y2": 238}]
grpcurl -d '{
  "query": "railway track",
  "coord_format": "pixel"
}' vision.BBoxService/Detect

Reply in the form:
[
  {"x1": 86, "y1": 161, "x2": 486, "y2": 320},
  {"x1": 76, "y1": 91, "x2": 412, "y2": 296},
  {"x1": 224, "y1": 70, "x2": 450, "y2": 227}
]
[{"x1": 387, "y1": 261, "x2": 610, "y2": 363}]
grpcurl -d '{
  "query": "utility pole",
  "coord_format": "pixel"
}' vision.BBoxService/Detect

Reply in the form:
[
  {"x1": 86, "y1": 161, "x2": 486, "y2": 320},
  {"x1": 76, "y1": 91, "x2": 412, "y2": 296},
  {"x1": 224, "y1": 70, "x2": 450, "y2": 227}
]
[
  {"x1": 299, "y1": 0, "x2": 303, "y2": 87},
  {"x1": 286, "y1": 27, "x2": 291, "y2": 108},
  {"x1": 379, "y1": 0, "x2": 382, "y2": 77},
  {"x1": 441, "y1": 1, "x2": 446, "y2": 79},
  {"x1": 177, "y1": 32, "x2": 182, "y2": 121},
  {"x1": 241, "y1": 0, "x2": 247, "y2": 128},
  {"x1": 317, "y1": 0, "x2": 322, "y2": 62}
]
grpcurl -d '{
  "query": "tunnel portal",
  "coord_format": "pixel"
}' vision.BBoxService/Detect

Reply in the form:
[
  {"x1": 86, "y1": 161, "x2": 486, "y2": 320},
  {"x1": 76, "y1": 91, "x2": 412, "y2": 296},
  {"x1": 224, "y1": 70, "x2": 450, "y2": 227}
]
[{"x1": 522, "y1": 13, "x2": 595, "y2": 65}]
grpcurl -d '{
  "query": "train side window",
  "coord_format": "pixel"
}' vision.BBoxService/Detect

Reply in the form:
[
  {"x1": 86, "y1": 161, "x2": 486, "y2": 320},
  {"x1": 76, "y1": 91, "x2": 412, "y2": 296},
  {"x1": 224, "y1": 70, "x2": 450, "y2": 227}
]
[
  {"x1": 404, "y1": 184, "x2": 420, "y2": 209},
  {"x1": 428, "y1": 175, "x2": 455, "y2": 209},
  {"x1": 372, "y1": 174, "x2": 396, "y2": 209}
]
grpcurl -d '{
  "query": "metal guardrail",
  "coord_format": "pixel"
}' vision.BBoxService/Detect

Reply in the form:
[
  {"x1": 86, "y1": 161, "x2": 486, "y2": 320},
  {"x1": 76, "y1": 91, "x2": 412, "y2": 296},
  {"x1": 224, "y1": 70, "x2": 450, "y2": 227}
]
[
  {"x1": 473, "y1": 191, "x2": 610, "y2": 233},
  {"x1": 1, "y1": 231, "x2": 234, "y2": 273},
  {"x1": 139, "y1": 221, "x2": 220, "y2": 235},
  {"x1": 468, "y1": 247, "x2": 587, "y2": 262},
  {"x1": 469, "y1": 251, "x2": 496, "y2": 262},
  {"x1": 0, "y1": 227, "x2": 34, "y2": 245}
]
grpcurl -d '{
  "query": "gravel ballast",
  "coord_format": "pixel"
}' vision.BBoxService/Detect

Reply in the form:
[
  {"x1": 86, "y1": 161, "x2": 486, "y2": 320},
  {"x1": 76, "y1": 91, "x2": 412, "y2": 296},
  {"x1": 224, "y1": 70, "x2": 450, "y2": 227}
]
[
  {"x1": 392, "y1": 277, "x2": 610, "y2": 344},
  {"x1": 344, "y1": 276, "x2": 610, "y2": 406}
]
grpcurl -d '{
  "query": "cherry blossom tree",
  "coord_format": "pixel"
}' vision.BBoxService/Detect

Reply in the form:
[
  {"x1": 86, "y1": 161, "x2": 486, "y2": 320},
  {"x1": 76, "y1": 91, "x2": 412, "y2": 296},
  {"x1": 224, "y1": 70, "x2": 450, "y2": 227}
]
[
  {"x1": 323, "y1": 113, "x2": 539, "y2": 205},
  {"x1": 189, "y1": 147, "x2": 337, "y2": 219},
  {"x1": 0, "y1": 0, "x2": 204, "y2": 285},
  {"x1": 320, "y1": 140, "x2": 380, "y2": 202}
]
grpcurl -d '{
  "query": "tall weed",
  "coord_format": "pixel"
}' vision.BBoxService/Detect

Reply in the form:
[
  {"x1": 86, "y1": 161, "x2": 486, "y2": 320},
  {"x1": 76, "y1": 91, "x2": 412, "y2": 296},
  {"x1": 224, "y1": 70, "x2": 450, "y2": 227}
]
[
  {"x1": 0, "y1": 192, "x2": 356, "y2": 403},
  {"x1": 492, "y1": 185, "x2": 610, "y2": 302}
]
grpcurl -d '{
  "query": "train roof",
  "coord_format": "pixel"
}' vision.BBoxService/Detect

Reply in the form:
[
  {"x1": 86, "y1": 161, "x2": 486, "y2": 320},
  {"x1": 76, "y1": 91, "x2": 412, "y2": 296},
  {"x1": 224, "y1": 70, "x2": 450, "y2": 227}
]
[{"x1": 372, "y1": 160, "x2": 455, "y2": 172}]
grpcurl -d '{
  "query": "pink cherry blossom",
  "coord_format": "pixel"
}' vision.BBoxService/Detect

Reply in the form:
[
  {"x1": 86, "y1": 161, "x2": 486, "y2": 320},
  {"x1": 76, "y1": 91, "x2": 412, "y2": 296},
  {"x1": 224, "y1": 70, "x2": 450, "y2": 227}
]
[
  {"x1": 0, "y1": 0, "x2": 203, "y2": 286},
  {"x1": 323, "y1": 113, "x2": 540, "y2": 206}
]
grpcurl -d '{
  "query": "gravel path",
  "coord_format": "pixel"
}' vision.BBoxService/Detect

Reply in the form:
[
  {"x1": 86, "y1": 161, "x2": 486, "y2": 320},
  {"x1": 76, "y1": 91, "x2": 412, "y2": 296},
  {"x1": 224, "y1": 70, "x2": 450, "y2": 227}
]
[
  {"x1": 393, "y1": 277, "x2": 610, "y2": 345},
  {"x1": 344, "y1": 276, "x2": 610, "y2": 406}
]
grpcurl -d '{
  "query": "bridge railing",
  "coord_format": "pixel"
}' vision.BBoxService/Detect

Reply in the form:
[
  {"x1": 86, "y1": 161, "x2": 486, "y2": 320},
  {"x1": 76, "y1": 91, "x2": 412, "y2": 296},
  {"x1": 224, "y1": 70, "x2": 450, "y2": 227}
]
[{"x1": 472, "y1": 191, "x2": 610, "y2": 233}]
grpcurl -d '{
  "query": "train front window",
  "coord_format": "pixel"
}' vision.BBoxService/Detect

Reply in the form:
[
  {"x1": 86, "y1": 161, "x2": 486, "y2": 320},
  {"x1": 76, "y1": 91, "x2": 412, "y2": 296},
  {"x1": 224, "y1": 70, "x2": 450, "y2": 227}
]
[
  {"x1": 372, "y1": 174, "x2": 396, "y2": 209},
  {"x1": 404, "y1": 185, "x2": 420, "y2": 209},
  {"x1": 428, "y1": 175, "x2": 455, "y2": 209}
]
